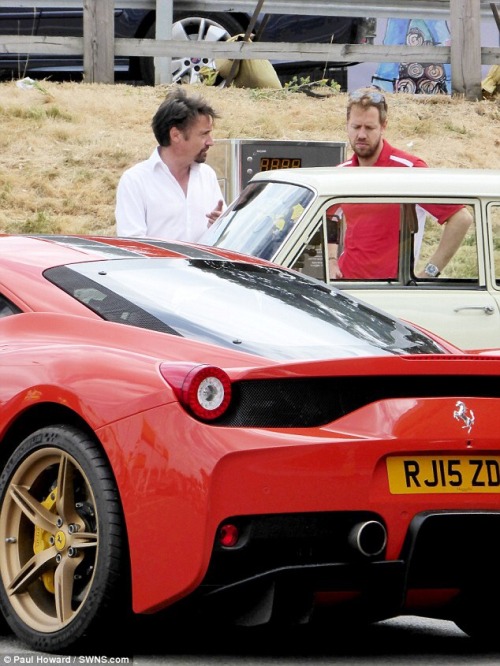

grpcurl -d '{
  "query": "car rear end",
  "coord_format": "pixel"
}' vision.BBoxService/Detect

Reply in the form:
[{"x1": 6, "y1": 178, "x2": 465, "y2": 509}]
[{"x1": 134, "y1": 353, "x2": 500, "y2": 636}]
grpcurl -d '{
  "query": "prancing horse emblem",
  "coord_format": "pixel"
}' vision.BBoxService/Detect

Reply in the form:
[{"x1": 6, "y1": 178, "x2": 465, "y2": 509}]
[{"x1": 453, "y1": 400, "x2": 475, "y2": 433}]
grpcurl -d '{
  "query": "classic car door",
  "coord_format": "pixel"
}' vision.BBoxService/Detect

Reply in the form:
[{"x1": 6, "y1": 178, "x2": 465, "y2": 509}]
[{"x1": 286, "y1": 198, "x2": 500, "y2": 350}]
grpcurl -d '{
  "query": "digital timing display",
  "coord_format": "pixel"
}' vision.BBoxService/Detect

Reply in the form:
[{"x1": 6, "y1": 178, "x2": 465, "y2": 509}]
[{"x1": 260, "y1": 157, "x2": 302, "y2": 171}]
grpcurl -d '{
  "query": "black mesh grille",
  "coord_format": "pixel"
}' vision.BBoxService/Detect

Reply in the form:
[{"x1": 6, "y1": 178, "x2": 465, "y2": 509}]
[
  {"x1": 221, "y1": 377, "x2": 343, "y2": 427},
  {"x1": 214, "y1": 375, "x2": 500, "y2": 427}
]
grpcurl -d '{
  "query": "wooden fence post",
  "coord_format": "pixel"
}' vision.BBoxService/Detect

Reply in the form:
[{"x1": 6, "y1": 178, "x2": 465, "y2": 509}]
[
  {"x1": 154, "y1": 0, "x2": 173, "y2": 84},
  {"x1": 450, "y1": 0, "x2": 482, "y2": 99},
  {"x1": 83, "y1": 0, "x2": 114, "y2": 83}
]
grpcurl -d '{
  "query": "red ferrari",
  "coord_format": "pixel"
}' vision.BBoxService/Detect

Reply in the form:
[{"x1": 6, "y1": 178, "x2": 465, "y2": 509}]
[{"x1": 0, "y1": 234, "x2": 498, "y2": 654}]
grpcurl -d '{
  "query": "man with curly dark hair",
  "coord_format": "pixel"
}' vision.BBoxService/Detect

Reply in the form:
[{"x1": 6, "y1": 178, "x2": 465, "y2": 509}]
[{"x1": 116, "y1": 87, "x2": 225, "y2": 241}]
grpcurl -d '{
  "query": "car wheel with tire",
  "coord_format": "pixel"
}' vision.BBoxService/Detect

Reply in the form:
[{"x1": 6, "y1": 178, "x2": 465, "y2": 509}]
[
  {"x1": 140, "y1": 12, "x2": 245, "y2": 85},
  {"x1": 0, "y1": 425, "x2": 129, "y2": 654}
]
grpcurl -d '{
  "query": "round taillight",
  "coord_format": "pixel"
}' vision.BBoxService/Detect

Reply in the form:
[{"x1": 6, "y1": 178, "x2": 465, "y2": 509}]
[
  {"x1": 219, "y1": 523, "x2": 239, "y2": 548},
  {"x1": 181, "y1": 365, "x2": 232, "y2": 421}
]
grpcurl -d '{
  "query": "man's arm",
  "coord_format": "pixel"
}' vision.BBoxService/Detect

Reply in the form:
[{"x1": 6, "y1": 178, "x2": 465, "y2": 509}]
[{"x1": 415, "y1": 207, "x2": 473, "y2": 278}]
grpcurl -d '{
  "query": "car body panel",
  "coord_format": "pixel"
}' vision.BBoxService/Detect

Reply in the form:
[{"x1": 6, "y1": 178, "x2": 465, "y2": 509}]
[
  {"x1": 1, "y1": 234, "x2": 500, "y2": 650},
  {"x1": 102, "y1": 388, "x2": 500, "y2": 612},
  {"x1": 201, "y1": 167, "x2": 500, "y2": 350}
]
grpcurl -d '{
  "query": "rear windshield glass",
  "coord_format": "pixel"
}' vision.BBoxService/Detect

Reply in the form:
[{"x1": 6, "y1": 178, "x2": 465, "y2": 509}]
[{"x1": 45, "y1": 258, "x2": 446, "y2": 361}]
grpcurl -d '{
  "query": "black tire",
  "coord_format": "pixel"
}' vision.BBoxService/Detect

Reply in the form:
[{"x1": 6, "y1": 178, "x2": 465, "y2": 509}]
[
  {"x1": 140, "y1": 12, "x2": 245, "y2": 85},
  {"x1": 0, "y1": 426, "x2": 129, "y2": 654},
  {"x1": 453, "y1": 596, "x2": 498, "y2": 643},
  {"x1": 450, "y1": 578, "x2": 500, "y2": 645}
]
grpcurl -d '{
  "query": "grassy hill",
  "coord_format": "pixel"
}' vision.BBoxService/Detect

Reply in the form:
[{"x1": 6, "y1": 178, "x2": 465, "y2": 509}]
[{"x1": 0, "y1": 80, "x2": 499, "y2": 236}]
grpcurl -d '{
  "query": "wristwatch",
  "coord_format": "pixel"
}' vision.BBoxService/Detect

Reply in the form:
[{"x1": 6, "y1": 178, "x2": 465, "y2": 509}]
[{"x1": 424, "y1": 263, "x2": 441, "y2": 278}]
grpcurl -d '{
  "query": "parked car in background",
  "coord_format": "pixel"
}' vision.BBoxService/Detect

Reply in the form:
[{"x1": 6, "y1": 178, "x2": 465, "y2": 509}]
[
  {"x1": 2, "y1": 234, "x2": 500, "y2": 653},
  {"x1": 200, "y1": 167, "x2": 500, "y2": 351},
  {"x1": 0, "y1": 6, "x2": 375, "y2": 86}
]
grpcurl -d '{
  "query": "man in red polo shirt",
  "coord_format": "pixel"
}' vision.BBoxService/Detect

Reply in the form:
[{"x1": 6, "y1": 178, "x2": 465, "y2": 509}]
[{"x1": 329, "y1": 88, "x2": 472, "y2": 279}]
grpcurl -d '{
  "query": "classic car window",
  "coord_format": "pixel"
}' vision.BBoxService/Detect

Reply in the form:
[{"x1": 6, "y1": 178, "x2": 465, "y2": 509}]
[
  {"x1": 200, "y1": 181, "x2": 314, "y2": 260},
  {"x1": 291, "y1": 224, "x2": 327, "y2": 281},
  {"x1": 292, "y1": 200, "x2": 478, "y2": 284},
  {"x1": 491, "y1": 204, "x2": 500, "y2": 284},
  {"x1": 415, "y1": 204, "x2": 477, "y2": 280},
  {"x1": 293, "y1": 202, "x2": 413, "y2": 282}
]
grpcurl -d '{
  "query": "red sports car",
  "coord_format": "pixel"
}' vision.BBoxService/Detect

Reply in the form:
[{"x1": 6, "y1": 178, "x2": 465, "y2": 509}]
[{"x1": 0, "y1": 234, "x2": 498, "y2": 654}]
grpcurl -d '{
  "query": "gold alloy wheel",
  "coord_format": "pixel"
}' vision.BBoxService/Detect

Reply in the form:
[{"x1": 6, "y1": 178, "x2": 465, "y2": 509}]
[{"x1": 0, "y1": 446, "x2": 98, "y2": 632}]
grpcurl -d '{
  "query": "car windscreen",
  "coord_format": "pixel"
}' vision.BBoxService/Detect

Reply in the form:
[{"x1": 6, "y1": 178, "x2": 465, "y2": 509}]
[
  {"x1": 199, "y1": 181, "x2": 315, "y2": 260},
  {"x1": 45, "y1": 258, "x2": 446, "y2": 361}
]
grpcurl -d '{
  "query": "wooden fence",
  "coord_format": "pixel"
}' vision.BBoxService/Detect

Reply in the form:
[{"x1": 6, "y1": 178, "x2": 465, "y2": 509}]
[{"x1": 1, "y1": 0, "x2": 499, "y2": 99}]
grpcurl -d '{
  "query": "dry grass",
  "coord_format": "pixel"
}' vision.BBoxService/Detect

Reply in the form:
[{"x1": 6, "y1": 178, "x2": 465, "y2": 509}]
[{"x1": 0, "y1": 80, "x2": 499, "y2": 236}]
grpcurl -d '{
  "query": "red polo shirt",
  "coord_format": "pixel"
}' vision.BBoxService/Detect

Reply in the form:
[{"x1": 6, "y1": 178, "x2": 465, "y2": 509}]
[{"x1": 334, "y1": 140, "x2": 463, "y2": 279}]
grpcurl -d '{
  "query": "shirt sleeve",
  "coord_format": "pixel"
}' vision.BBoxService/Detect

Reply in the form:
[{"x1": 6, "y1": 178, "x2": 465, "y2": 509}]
[
  {"x1": 404, "y1": 159, "x2": 463, "y2": 224},
  {"x1": 115, "y1": 170, "x2": 148, "y2": 237},
  {"x1": 420, "y1": 203, "x2": 465, "y2": 225}
]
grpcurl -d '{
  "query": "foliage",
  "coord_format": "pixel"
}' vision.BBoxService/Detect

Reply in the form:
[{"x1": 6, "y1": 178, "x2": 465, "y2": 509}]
[{"x1": 283, "y1": 75, "x2": 342, "y2": 97}]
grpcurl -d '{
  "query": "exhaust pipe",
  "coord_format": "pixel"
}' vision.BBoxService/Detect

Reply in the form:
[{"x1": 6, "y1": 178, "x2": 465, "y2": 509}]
[{"x1": 348, "y1": 520, "x2": 387, "y2": 557}]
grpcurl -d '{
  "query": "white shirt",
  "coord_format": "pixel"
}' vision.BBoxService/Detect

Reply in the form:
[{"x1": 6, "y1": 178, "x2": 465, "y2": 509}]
[{"x1": 115, "y1": 147, "x2": 225, "y2": 242}]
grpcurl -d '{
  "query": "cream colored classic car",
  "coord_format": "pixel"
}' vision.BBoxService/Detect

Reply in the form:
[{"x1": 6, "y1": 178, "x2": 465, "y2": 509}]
[{"x1": 201, "y1": 167, "x2": 500, "y2": 350}]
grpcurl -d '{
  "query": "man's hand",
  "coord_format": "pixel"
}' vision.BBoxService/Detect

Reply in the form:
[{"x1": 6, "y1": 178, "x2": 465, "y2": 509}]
[{"x1": 206, "y1": 199, "x2": 224, "y2": 226}]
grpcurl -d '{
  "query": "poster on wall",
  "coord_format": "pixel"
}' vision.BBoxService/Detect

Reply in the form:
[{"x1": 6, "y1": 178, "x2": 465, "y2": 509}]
[{"x1": 372, "y1": 19, "x2": 451, "y2": 94}]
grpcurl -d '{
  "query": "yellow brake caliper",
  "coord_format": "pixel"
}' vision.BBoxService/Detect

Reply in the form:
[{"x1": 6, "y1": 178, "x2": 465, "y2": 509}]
[{"x1": 33, "y1": 488, "x2": 57, "y2": 593}]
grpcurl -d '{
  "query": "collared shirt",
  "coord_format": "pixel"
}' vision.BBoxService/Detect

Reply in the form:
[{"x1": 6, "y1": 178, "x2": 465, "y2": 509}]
[
  {"x1": 335, "y1": 140, "x2": 462, "y2": 279},
  {"x1": 115, "y1": 147, "x2": 225, "y2": 242},
  {"x1": 337, "y1": 139, "x2": 428, "y2": 169}
]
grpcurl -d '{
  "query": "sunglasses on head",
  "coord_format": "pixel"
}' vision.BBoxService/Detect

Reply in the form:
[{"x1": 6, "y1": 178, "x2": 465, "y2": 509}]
[{"x1": 349, "y1": 89, "x2": 386, "y2": 104}]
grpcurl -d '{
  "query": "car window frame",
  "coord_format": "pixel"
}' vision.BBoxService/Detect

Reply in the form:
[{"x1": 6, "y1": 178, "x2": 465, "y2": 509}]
[{"x1": 284, "y1": 195, "x2": 484, "y2": 290}]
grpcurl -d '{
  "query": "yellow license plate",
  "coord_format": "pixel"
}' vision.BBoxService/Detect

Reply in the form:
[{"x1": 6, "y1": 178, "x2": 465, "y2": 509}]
[{"x1": 387, "y1": 456, "x2": 500, "y2": 494}]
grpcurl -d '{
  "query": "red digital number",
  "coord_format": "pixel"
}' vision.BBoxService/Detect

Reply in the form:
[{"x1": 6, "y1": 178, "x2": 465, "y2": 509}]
[{"x1": 260, "y1": 157, "x2": 302, "y2": 171}]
